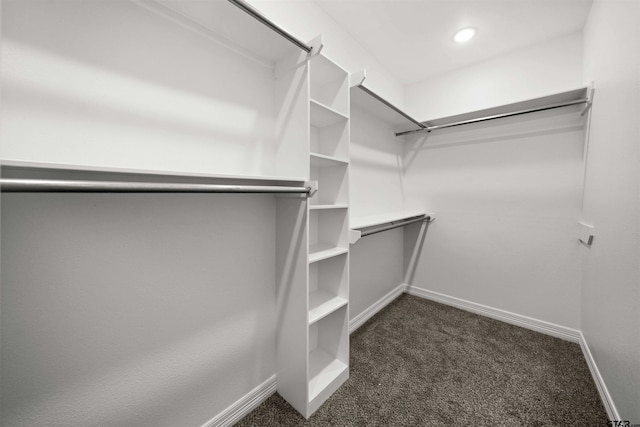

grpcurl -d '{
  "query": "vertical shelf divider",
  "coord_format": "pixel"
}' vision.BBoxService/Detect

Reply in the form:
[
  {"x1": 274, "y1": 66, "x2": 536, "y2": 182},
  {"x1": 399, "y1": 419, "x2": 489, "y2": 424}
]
[
  {"x1": 275, "y1": 49, "x2": 351, "y2": 420},
  {"x1": 305, "y1": 53, "x2": 351, "y2": 418}
]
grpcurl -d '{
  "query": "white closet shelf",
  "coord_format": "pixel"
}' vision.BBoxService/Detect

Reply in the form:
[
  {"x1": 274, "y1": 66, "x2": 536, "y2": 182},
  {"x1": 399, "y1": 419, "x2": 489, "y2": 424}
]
[
  {"x1": 309, "y1": 244, "x2": 349, "y2": 263},
  {"x1": 308, "y1": 291, "x2": 348, "y2": 325},
  {"x1": 310, "y1": 100, "x2": 349, "y2": 128},
  {"x1": 138, "y1": 0, "x2": 311, "y2": 67},
  {"x1": 309, "y1": 204, "x2": 348, "y2": 210},
  {"x1": 350, "y1": 211, "x2": 427, "y2": 230},
  {"x1": 308, "y1": 349, "x2": 348, "y2": 403},
  {"x1": 310, "y1": 153, "x2": 349, "y2": 167},
  {"x1": 397, "y1": 86, "x2": 591, "y2": 137},
  {"x1": 350, "y1": 82, "x2": 424, "y2": 133},
  {"x1": 1, "y1": 160, "x2": 307, "y2": 184}
]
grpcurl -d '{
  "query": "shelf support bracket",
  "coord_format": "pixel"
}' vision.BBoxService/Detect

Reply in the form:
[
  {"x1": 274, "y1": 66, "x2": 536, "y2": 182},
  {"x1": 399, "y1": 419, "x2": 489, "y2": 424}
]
[
  {"x1": 580, "y1": 83, "x2": 596, "y2": 116},
  {"x1": 274, "y1": 34, "x2": 323, "y2": 79},
  {"x1": 307, "y1": 34, "x2": 323, "y2": 58},
  {"x1": 349, "y1": 229, "x2": 362, "y2": 244},
  {"x1": 305, "y1": 180, "x2": 318, "y2": 198},
  {"x1": 578, "y1": 221, "x2": 594, "y2": 246},
  {"x1": 349, "y1": 69, "x2": 366, "y2": 88}
]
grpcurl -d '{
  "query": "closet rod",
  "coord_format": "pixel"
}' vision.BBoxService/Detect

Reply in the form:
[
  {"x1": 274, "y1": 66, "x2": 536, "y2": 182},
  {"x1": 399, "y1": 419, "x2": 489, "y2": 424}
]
[
  {"x1": 0, "y1": 178, "x2": 312, "y2": 194},
  {"x1": 360, "y1": 215, "x2": 431, "y2": 238},
  {"x1": 357, "y1": 85, "x2": 427, "y2": 129},
  {"x1": 395, "y1": 97, "x2": 589, "y2": 137},
  {"x1": 227, "y1": 0, "x2": 312, "y2": 53}
]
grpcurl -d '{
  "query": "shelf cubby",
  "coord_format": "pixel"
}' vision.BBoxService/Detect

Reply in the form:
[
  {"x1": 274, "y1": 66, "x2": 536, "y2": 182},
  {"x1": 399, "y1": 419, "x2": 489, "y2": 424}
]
[
  {"x1": 310, "y1": 161, "x2": 348, "y2": 207},
  {"x1": 310, "y1": 55, "x2": 349, "y2": 116},
  {"x1": 309, "y1": 209, "x2": 348, "y2": 262},
  {"x1": 310, "y1": 106, "x2": 349, "y2": 161},
  {"x1": 308, "y1": 253, "x2": 348, "y2": 324},
  {"x1": 308, "y1": 306, "x2": 349, "y2": 406}
]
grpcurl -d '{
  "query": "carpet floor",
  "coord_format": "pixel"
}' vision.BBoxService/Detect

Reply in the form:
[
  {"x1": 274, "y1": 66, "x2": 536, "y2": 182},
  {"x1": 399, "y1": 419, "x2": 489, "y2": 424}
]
[{"x1": 236, "y1": 294, "x2": 607, "y2": 426}]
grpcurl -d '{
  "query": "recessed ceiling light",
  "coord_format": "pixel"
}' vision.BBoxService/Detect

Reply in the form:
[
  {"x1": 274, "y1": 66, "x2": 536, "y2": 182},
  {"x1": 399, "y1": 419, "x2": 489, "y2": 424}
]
[{"x1": 453, "y1": 27, "x2": 476, "y2": 44}]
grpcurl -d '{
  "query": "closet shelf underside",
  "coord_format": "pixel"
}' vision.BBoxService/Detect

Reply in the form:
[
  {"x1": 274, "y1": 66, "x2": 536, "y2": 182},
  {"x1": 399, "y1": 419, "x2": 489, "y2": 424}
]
[
  {"x1": 141, "y1": 0, "x2": 310, "y2": 67},
  {"x1": 350, "y1": 211, "x2": 427, "y2": 230},
  {"x1": 351, "y1": 83, "x2": 589, "y2": 138},
  {"x1": 0, "y1": 161, "x2": 308, "y2": 189}
]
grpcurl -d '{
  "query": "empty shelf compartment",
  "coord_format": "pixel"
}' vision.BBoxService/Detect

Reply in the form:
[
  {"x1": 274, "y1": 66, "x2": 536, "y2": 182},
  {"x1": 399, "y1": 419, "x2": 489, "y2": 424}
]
[
  {"x1": 309, "y1": 253, "x2": 348, "y2": 324},
  {"x1": 308, "y1": 305, "x2": 348, "y2": 403}
]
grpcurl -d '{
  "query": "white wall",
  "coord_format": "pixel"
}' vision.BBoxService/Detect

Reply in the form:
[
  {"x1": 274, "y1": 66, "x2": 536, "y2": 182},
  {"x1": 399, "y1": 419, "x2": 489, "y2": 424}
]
[
  {"x1": 1, "y1": 0, "x2": 307, "y2": 180},
  {"x1": 581, "y1": 0, "x2": 640, "y2": 421},
  {"x1": 405, "y1": 32, "x2": 584, "y2": 121},
  {"x1": 350, "y1": 229, "x2": 404, "y2": 322},
  {"x1": 247, "y1": 0, "x2": 405, "y2": 109},
  {"x1": 349, "y1": 106, "x2": 407, "y2": 321},
  {"x1": 349, "y1": 107, "x2": 406, "y2": 219},
  {"x1": 403, "y1": 107, "x2": 586, "y2": 329},
  {"x1": 0, "y1": 3, "x2": 300, "y2": 423},
  {"x1": 0, "y1": 193, "x2": 277, "y2": 427}
]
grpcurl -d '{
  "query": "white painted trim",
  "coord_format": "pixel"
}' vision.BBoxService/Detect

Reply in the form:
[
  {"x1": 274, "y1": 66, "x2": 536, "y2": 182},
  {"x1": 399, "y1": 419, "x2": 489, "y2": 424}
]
[
  {"x1": 349, "y1": 284, "x2": 406, "y2": 333},
  {"x1": 404, "y1": 285, "x2": 581, "y2": 343},
  {"x1": 207, "y1": 288, "x2": 618, "y2": 426},
  {"x1": 579, "y1": 332, "x2": 619, "y2": 421},
  {"x1": 201, "y1": 375, "x2": 277, "y2": 427}
]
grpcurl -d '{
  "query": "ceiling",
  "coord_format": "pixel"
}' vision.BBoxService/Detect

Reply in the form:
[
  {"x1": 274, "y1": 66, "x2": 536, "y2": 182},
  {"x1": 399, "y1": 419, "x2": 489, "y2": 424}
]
[{"x1": 313, "y1": 0, "x2": 593, "y2": 85}]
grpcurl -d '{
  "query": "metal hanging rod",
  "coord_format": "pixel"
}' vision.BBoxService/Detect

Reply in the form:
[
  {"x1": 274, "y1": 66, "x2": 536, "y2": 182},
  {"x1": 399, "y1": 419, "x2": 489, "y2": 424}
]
[
  {"x1": 360, "y1": 215, "x2": 431, "y2": 238},
  {"x1": 357, "y1": 85, "x2": 426, "y2": 129},
  {"x1": 227, "y1": 0, "x2": 312, "y2": 53},
  {"x1": 395, "y1": 97, "x2": 590, "y2": 137},
  {"x1": 1, "y1": 178, "x2": 312, "y2": 194}
]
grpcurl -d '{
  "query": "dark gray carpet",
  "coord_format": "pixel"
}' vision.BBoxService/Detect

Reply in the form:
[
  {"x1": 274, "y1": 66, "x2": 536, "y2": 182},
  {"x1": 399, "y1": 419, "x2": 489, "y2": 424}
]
[{"x1": 236, "y1": 294, "x2": 607, "y2": 426}]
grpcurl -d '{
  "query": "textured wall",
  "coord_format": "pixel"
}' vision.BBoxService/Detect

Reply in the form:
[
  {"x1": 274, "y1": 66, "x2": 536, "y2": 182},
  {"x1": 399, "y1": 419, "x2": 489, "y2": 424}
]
[
  {"x1": 581, "y1": 0, "x2": 640, "y2": 421},
  {"x1": 349, "y1": 105, "x2": 408, "y2": 321},
  {"x1": 1, "y1": 194, "x2": 276, "y2": 427},
  {"x1": 403, "y1": 108, "x2": 586, "y2": 329}
]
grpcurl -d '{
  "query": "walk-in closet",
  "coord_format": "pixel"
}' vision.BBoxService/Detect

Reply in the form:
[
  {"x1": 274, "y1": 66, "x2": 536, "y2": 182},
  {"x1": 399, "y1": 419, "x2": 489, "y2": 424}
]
[{"x1": 1, "y1": 0, "x2": 639, "y2": 426}]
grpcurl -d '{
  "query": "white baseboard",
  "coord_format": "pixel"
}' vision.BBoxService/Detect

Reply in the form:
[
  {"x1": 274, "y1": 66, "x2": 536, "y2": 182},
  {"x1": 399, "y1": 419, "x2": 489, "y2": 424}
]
[
  {"x1": 404, "y1": 285, "x2": 581, "y2": 343},
  {"x1": 208, "y1": 287, "x2": 618, "y2": 426},
  {"x1": 201, "y1": 375, "x2": 276, "y2": 427},
  {"x1": 406, "y1": 285, "x2": 622, "y2": 420},
  {"x1": 349, "y1": 284, "x2": 406, "y2": 333},
  {"x1": 579, "y1": 332, "x2": 619, "y2": 421}
]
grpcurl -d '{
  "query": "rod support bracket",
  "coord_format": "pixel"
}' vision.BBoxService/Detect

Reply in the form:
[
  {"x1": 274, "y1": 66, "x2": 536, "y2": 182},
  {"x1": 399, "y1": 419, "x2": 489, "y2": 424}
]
[
  {"x1": 307, "y1": 34, "x2": 323, "y2": 58},
  {"x1": 581, "y1": 83, "x2": 596, "y2": 116},
  {"x1": 349, "y1": 229, "x2": 362, "y2": 244},
  {"x1": 350, "y1": 70, "x2": 366, "y2": 88},
  {"x1": 305, "y1": 180, "x2": 318, "y2": 198}
]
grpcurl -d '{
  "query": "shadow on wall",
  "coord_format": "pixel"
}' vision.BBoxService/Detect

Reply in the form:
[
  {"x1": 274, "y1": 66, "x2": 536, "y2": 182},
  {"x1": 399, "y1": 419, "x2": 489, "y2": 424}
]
[
  {"x1": 403, "y1": 219, "x2": 432, "y2": 286},
  {"x1": 0, "y1": 193, "x2": 277, "y2": 427},
  {"x1": 404, "y1": 106, "x2": 586, "y2": 172},
  {"x1": 3, "y1": 0, "x2": 282, "y2": 177}
]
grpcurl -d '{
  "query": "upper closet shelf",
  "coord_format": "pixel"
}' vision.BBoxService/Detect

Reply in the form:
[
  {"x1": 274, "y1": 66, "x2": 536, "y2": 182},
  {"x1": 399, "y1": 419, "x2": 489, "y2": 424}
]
[
  {"x1": 350, "y1": 73, "x2": 425, "y2": 135},
  {"x1": 140, "y1": 0, "x2": 316, "y2": 67},
  {"x1": 0, "y1": 160, "x2": 308, "y2": 185},
  {"x1": 396, "y1": 86, "x2": 594, "y2": 137},
  {"x1": 0, "y1": 177, "x2": 312, "y2": 194}
]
